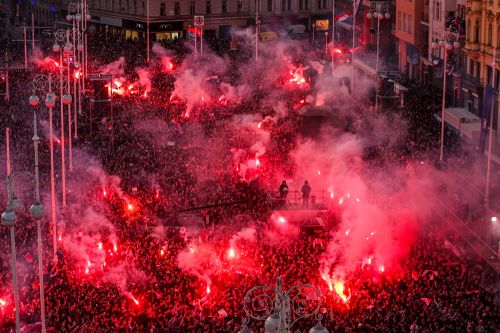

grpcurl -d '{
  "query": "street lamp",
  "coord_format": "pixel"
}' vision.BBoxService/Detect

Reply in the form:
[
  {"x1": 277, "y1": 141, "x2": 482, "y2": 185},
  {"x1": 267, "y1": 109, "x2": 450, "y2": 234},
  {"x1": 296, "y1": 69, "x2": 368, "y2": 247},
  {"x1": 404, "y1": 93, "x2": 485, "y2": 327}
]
[
  {"x1": 325, "y1": 32, "x2": 328, "y2": 56},
  {"x1": 255, "y1": 0, "x2": 260, "y2": 61},
  {"x1": 432, "y1": 33, "x2": 460, "y2": 162},
  {"x1": 67, "y1": 2, "x2": 86, "y2": 142},
  {"x1": 367, "y1": 0, "x2": 390, "y2": 112},
  {"x1": 28, "y1": 94, "x2": 47, "y2": 333},
  {"x1": 236, "y1": 276, "x2": 327, "y2": 333},
  {"x1": 312, "y1": 24, "x2": 316, "y2": 47},
  {"x1": 2, "y1": 128, "x2": 21, "y2": 333},
  {"x1": 53, "y1": 29, "x2": 71, "y2": 208},
  {"x1": 30, "y1": 74, "x2": 60, "y2": 256}
]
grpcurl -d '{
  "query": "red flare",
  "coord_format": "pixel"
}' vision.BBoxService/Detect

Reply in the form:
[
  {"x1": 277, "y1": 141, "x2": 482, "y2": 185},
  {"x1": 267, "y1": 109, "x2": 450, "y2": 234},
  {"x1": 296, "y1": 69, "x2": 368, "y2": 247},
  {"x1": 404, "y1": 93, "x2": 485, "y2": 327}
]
[
  {"x1": 0, "y1": 298, "x2": 5, "y2": 307},
  {"x1": 334, "y1": 281, "x2": 348, "y2": 302},
  {"x1": 228, "y1": 248, "x2": 235, "y2": 258}
]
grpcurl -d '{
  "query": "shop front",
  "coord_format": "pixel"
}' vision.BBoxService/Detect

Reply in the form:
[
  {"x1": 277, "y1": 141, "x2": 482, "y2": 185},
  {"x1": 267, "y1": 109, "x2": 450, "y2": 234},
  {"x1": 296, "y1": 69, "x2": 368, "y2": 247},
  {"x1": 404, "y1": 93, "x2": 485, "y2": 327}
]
[
  {"x1": 123, "y1": 19, "x2": 146, "y2": 40},
  {"x1": 122, "y1": 19, "x2": 184, "y2": 41},
  {"x1": 151, "y1": 21, "x2": 184, "y2": 41}
]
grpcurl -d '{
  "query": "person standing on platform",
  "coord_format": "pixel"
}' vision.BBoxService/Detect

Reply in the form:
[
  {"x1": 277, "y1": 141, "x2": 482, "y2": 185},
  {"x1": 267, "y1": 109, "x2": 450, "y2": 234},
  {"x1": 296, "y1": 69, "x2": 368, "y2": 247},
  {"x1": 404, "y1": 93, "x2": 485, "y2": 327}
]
[
  {"x1": 301, "y1": 180, "x2": 311, "y2": 207},
  {"x1": 279, "y1": 180, "x2": 289, "y2": 206}
]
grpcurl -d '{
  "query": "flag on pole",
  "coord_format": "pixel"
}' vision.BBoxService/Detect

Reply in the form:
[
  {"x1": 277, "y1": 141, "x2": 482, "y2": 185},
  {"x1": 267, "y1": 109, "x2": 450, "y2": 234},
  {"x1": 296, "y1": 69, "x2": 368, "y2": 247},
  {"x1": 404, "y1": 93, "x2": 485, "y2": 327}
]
[
  {"x1": 354, "y1": 0, "x2": 364, "y2": 17},
  {"x1": 479, "y1": 51, "x2": 496, "y2": 152},
  {"x1": 479, "y1": 85, "x2": 493, "y2": 152}
]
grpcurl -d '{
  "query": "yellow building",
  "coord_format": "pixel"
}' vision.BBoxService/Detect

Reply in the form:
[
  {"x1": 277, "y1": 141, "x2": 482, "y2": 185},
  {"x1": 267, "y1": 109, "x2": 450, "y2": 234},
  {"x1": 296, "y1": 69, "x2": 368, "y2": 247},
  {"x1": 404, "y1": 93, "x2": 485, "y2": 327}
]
[{"x1": 463, "y1": 0, "x2": 499, "y2": 127}]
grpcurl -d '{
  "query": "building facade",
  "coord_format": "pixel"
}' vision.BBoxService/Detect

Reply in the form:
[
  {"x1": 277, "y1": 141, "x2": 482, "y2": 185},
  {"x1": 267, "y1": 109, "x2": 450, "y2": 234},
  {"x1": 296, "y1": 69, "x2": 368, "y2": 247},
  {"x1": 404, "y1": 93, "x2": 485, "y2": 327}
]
[
  {"x1": 80, "y1": 0, "x2": 251, "y2": 40},
  {"x1": 462, "y1": 0, "x2": 500, "y2": 127}
]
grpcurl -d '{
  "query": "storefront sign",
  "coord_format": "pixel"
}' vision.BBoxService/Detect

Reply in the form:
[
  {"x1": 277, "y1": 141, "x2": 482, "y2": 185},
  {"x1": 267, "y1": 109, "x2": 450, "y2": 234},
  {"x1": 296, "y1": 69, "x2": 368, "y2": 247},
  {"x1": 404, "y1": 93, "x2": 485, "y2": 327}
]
[
  {"x1": 151, "y1": 21, "x2": 183, "y2": 31},
  {"x1": 123, "y1": 19, "x2": 146, "y2": 31}
]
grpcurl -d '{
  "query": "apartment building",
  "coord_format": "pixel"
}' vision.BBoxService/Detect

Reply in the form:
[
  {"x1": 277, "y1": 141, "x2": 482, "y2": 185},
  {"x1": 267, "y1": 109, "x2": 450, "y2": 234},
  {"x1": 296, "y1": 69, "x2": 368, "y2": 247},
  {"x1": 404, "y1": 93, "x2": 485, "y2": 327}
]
[{"x1": 461, "y1": 0, "x2": 500, "y2": 124}]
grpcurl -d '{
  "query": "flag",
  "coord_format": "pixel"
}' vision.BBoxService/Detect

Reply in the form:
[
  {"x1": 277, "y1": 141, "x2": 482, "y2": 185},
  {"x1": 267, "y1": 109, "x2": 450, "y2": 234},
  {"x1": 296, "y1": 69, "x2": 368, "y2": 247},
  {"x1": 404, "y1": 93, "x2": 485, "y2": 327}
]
[
  {"x1": 420, "y1": 298, "x2": 432, "y2": 306},
  {"x1": 478, "y1": 85, "x2": 494, "y2": 152},
  {"x1": 354, "y1": 0, "x2": 364, "y2": 17},
  {"x1": 218, "y1": 309, "x2": 228, "y2": 318}
]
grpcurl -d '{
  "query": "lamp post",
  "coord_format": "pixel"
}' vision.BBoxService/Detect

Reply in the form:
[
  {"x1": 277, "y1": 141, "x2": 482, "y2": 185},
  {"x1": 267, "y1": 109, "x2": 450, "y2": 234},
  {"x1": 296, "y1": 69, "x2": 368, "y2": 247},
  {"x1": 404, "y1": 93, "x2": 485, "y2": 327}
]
[
  {"x1": 432, "y1": 35, "x2": 460, "y2": 162},
  {"x1": 325, "y1": 31, "x2": 328, "y2": 56},
  {"x1": 331, "y1": 0, "x2": 335, "y2": 69},
  {"x1": 66, "y1": 4, "x2": 83, "y2": 142},
  {"x1": 236, "y1": 276, "x2": 327, "y2": 333},
  {"x1": 52, "y1": 30, "x2": 71, "y2": 208},
  {"x1": 28, "y1": 94, "x2": 47, "y2": 333},
  {"x1": 485, "y1": 51, "x2": 496, "y2": 210},
  {"x1": 2, "y1": 128, "x2": 23, "y2": 333},
  {"x1": 255, "y1": 0, "x2": 260, "y2": 61},
  {"x1": 147, "y1": 0, "x2": 150, "y2": 63},
  {"x1": 31, "y1": 74, "x2": 60, "y2": 256},
  {"x1": 366, "y1": 1, "x2": 390, "y2": 112},
  {"x1": 312, "y1": 24, "x2": 315, "y2": 47}
]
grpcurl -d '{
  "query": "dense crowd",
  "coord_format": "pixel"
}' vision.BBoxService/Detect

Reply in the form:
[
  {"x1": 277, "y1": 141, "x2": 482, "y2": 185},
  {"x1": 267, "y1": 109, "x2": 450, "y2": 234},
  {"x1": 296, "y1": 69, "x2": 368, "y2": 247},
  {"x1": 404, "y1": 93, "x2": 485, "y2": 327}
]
[{"x1": 0, "y1": 32, "x2": 498, "y2": 333}]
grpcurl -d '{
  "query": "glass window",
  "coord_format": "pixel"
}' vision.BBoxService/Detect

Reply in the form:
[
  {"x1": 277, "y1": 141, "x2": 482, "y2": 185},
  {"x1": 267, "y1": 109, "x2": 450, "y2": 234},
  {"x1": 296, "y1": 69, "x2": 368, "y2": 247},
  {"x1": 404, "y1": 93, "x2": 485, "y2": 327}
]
[
  {"x1": 237, "y1": 0, "x2": 242, "y2": 12},
  {"x1": 403, "y1": 13, "x2": 407, "y2": 32},
  {"x1": 267, "y1": 0, "x2": 272, "y2": 11},
  {"x1": 190, "y1": 1, "x2": 195, "y2": 14},
  {"x1": 206, "y1": 0, "x2": 211, "y2": 14},
  {"x1": 398, "y1": 11, "x2": 401, "y2": 30},
  {"x1": 222, "y1": 0, "x2": 227, "y2": 13},
  {"x1": 408, "y1": 15, "x2": 412, "y2": 34},
  {"x1": 160, "y1": 2, "x2": 165, "y2": 16}
]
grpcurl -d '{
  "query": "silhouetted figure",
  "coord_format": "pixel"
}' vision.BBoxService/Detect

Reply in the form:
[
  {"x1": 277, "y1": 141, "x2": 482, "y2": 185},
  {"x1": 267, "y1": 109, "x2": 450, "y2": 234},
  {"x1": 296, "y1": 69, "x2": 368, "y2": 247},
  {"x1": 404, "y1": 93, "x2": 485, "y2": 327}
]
[
  {"x1": 301, "y1": 180, "x2": 311, "y2": 207},
  {"x1": 279, "y1": 181, "x2": 289, "y2": 204}
]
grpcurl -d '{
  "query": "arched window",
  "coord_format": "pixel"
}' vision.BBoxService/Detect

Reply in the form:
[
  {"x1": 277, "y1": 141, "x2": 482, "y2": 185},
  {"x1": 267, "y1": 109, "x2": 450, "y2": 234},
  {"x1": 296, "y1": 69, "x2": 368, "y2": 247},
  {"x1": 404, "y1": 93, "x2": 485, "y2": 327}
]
[
  {"x1": 488, "y1": 23, "x2": 493, "y2": 45},
  {"x1": 474, "y1": 21, "x2": 480, "y2": 42}
]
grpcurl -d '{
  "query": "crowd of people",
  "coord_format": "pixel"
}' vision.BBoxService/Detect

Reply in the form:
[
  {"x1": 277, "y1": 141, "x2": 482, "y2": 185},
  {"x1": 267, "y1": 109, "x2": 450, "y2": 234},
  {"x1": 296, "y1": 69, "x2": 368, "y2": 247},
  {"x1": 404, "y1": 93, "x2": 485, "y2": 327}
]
[{"x1": 0, "y1": 32, "x2": 498, "y2": 333}]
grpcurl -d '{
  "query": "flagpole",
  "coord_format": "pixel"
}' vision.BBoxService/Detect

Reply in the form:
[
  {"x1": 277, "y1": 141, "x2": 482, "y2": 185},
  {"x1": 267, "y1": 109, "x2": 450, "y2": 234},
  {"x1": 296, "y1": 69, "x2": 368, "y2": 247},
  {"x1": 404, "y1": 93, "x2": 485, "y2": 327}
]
[
  {"x1": 331, "y1": 0, "x2": 335, "y2": 69},
  {"x1": 351, "y1": 0, "x2": 356, "y2": 91},
  {"x1": 485, "y1": 50, "x2": 496, "y2": 210}
]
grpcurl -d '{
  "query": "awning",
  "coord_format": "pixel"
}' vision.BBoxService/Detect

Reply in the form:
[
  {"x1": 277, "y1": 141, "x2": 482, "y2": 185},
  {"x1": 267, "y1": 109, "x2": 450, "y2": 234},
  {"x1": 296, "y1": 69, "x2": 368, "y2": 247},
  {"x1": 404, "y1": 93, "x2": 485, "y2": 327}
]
[
  {"x1": 353, "y1": 58, "x2": 376, "y2": 77},
  {"x1": 435, "y1": 107, "x2": 481, "y2": 141}
]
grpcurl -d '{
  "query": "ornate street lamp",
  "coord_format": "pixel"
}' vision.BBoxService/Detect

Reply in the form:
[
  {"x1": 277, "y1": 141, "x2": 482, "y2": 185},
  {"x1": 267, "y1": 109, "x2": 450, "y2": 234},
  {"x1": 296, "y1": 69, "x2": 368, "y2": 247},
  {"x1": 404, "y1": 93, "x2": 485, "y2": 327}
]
[
  {"x1": 237, "y1": 276, "x2": 327, "y2": 333},
  {"x1": 366, "y1": 0, "x2": 391, "y2": 111},
  {"x1": 431, "y1": 31, "x2": 460, "y2": 162},
  {"x1": 2, "y1": 128, "x2": 21, "y2": 333},
  {"x1": 28, "y1": 93, "x2": 47, "y2": 333},
  {"x1": 30, "y1": 74, "x2": 63, "y2": 257}
]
